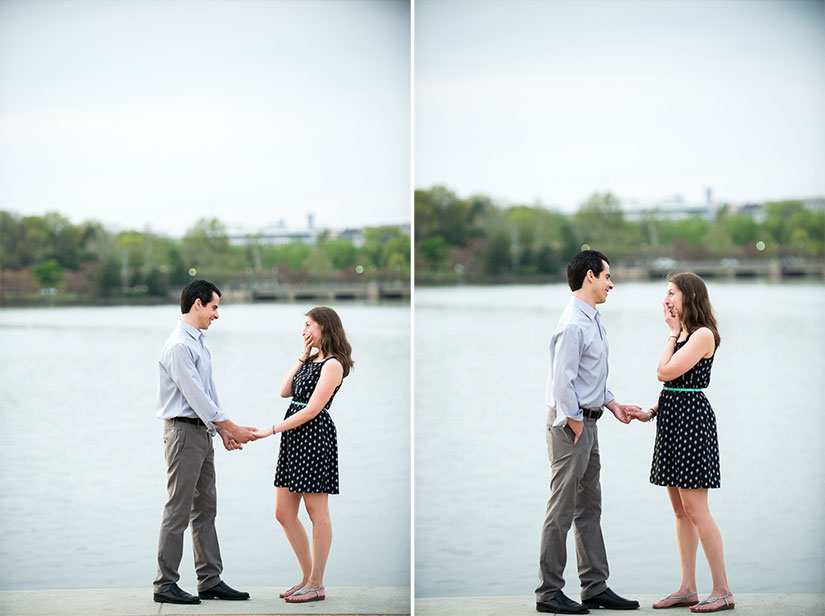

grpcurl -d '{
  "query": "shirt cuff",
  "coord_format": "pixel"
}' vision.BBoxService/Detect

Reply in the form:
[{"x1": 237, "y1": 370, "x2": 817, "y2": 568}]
[{"x1": 552, "y1": 408, "x2": 583, "y2": 429}]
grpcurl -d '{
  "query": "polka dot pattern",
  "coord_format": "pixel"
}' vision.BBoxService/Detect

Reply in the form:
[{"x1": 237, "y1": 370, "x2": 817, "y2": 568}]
[
  {"x1": 274, "y1": 358, "x2": 341, "y2": 494},
  {"x1": 650, "y1": 334, "x2": 721, "y2": 490}
]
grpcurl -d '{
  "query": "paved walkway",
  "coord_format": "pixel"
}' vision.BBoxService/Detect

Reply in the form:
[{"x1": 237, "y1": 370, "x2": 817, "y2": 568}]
[
  {"x1": 415, "y1": 593, "x2": 824, "y2": 615},
  {"x1": 0, "y1": 587, "x2": 410, "y2": 616},
  {"x1": 3, "y1": 590, "x2": 822, "y2": 615}
]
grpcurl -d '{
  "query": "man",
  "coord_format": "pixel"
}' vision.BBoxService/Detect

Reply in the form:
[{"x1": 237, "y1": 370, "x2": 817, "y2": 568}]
[
  {"x1": 153, "y1": 279, "x2": 257, "y2": 605},
  {"x1": 536, "y1": 250, "x2": 641, "y2": 614}
]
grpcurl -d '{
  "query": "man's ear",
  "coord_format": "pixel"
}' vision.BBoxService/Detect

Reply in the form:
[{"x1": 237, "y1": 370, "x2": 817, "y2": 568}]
[{"x1": 192, "y1": 298, "x2": 203, "y2": 310}]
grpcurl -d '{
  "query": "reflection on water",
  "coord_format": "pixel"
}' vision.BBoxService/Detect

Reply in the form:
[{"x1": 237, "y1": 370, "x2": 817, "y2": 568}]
[
  {"x1": 0, "y1": 302, "x2": 410, "y2": 591},
  {"x1": 415, "y1": 282, "x2": 825, "y2": 598}
]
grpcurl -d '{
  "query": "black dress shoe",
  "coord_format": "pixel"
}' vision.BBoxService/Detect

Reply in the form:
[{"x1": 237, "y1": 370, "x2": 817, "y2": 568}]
[
  {"x1": 582, "y1": 587, "x2": 640, "y2": 610},
  {"x1": 198, "y1": 580, "x2": 250, "y2": 600},
  {"x1": 153, "y1": 584, "x2": 201, "y2": 604},
  {"x1": 537, "y1": 590, "x2": 590, "y2": 614}
]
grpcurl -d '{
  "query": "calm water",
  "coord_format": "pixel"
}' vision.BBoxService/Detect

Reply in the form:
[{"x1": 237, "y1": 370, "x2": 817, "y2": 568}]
[
  {"x1": 415, "y1": 281, "x2": 825, "y2": 598},
  {"x1": 0, "y1": 302, "x2": 410, "y2": 591}
]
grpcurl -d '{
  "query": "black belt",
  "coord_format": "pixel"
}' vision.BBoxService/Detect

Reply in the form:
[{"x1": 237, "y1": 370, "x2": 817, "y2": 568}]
[
  {"x1": 580, "y1": 407, "x2": 603, "y2": 420},
  {"x1": 171, "y1": 416, "x2": 205, "y2": 427}
]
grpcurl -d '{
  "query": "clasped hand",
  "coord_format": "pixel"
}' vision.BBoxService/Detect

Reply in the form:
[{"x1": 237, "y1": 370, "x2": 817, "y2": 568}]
[{"x1": 219, "y1": 425, "x2": 262, "y2": 452}]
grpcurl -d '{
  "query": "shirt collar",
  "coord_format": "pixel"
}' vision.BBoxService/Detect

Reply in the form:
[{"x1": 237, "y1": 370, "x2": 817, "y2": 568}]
[
  {"x1": 570, "y1": 296, "x2": 599, "y2": 321},
  {"x1": 179, "y1": 320, "x2": 203, "y2": 340}
]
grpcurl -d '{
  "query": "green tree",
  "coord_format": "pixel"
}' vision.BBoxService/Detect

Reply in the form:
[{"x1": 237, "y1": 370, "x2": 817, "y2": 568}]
[
  {"x1": 18, "y1": 215, "x2": 51, "y2": 266},
  {"x1": 146, "y1": 268, "x2": 168, "y2": 297},
  {"x1": 720, "y1": 212, "x2": 759, "y2": 247},
  {"x1": 361, "y1": 226, "x2": 410, "y2": 270},
  {"x1": 762, "y1": 200, "x2": 806, "y2": 246},
  {"x1": 181, "y1": 218, "x2": 232, "y2": 269},
  {"x1": 321, "y1": 239, "x2": 358, "y2": 270},
  {"x1": 483, "y1": 232, "x2": 512, "y2": 275},
  {"x1": 33, "y1": 258, "x2": 63, "y2": 288},
  {"x1": 262, "y1": 241, "x2": 313, "y2": 271},
  {"x1": 572, "y1": 192, "x2": 637, "y2": 257},
  {"x1": 414, "y1": 186, "x2": 488, "y2": 245},
  {"x1": 305, "y1": 250, "x2": 336, "y2": 276},
  {"x1": 0, "y1": 211, "x2": 23, "y2": 268},
  {"x1": 418, "y1": 234, "x2": 449, "y2": 271},
  {"x1": 95, "y1": 256, "x2": 122, "y2": 297},
  {"x1": 44, "y1": 212, "x2": 82, "y2": 269}
]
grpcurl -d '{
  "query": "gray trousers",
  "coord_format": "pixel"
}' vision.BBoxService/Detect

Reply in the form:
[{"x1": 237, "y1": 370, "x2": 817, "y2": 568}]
[
  {"x1": 154, "y1": 419, "x2": 223, "y2": 593},
  {"x1": 536, "y1": 408, "x2": 609, "y2": 602}
]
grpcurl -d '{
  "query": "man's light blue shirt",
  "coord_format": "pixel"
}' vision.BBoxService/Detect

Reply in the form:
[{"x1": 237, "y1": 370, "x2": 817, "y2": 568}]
[
  {"x1": 156, "y1": 320, "x2": 228, "y2": 436},
  {"x1": 545, "y1": 296, "x2": 615, "y2": 429}
]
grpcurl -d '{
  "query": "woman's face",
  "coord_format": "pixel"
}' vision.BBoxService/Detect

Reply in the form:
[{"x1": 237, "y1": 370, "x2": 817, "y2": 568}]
[
  {"x1": 664, "y1": 282, "x2": 684, "y2": 317},
  {"x1": 303, "y1": 316, "x2": 323, "y2": 346}
]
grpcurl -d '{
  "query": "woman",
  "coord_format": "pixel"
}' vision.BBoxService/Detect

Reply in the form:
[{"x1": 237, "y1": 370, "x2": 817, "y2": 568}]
[
  {"x1": 252, "y1": 307, "x2": 354, "y2": 604},
  {"x1": 629, "y1": 273, "x2": 734, "y2": 613}
]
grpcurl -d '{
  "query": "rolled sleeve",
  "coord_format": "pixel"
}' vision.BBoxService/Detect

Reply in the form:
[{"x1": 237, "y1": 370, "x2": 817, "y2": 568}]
[{"x1": 603, "y1": 386, "x2": 615, "y2": 407}]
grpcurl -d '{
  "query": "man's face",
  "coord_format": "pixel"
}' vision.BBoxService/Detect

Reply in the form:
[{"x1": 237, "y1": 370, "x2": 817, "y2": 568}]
[
  {"x1": 592, "y1": 261, "x2": 614, "y2": 304},
  {"x1": 197, "y1": 292, "x2": 220, "y2": 329}
]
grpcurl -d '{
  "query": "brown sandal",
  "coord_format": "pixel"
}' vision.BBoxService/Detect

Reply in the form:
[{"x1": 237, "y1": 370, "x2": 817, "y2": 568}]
[
  {"x1": 285, "y1": 586, "x2": 325, "y2": 603},
  {"x1": 690, "y1": 593, "x2": 735, "y2": 612}
]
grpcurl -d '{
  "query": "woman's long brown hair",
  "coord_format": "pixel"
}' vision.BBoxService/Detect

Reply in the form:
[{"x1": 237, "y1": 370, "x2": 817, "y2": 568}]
[
  {"x1": 668, "y1": 272, "x2": 721, "y2": 348},
  {"x1": 307, "y1": 306, "x2": 354, "y2": 377}
]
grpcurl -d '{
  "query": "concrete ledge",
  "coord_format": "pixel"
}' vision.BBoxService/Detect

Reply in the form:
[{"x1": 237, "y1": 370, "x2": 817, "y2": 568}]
[
  {"x1": 415, "y1": 593, "x2": 824, "y2": 616},
  {"x1": 0, "y1": 587, "x2": 410, "y2": 616}
]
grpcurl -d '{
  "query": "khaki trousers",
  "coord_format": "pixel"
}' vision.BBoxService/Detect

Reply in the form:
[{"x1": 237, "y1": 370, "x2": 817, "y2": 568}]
[
  {"x1": 536, "y1": 408, "x2": 609, "y2": 602},
  {"x1": 153, "y1": 419, "x2": 223, "y2": 593}
]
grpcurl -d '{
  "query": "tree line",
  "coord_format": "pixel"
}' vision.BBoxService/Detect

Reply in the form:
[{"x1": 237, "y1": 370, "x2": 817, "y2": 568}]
[
  {"x1": 0, "y1": 211, "x2": 410, "y2": 302},
  {"x1": 415, "y1": 186, "x2": 824, "y2": 282}
]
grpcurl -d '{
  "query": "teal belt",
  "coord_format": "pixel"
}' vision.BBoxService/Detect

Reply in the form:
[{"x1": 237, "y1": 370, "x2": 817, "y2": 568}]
[
  {"x1": 291, "y1": 400, "x2": 307, "y2": 407},
  {"x1": 662, "y1": 387, "x2": 703, "y2": 392}
]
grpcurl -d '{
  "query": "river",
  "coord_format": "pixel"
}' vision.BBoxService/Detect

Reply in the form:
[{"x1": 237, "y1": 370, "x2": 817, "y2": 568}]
[
  {"x1": 415, "y1": 281, "x2": 825, "y2": 598},
  {"x1": 0, "y1": 301, "x2": 410, "y2": 591}
]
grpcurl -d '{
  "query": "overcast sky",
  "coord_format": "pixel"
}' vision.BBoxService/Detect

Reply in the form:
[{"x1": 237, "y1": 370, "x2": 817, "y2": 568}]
[
  {"x1": 415, "y1": 0, "x2": 825, "y2": 211},
  {"x1": 0, "y1": 0, "x2": 410, "y2": 237}
]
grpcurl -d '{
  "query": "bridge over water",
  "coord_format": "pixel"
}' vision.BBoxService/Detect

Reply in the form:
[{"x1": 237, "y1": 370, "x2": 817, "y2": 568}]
[
  {"x1": 614, "y1": 259, "x2": 824, "y2": 281},
  {"x1": 223, "y1": 280, "x2": 410, "y2": 303}
]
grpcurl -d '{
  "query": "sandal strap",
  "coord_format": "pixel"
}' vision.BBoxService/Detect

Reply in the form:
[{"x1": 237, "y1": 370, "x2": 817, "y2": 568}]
[
  {"x1": 667, "y1": 591, "x2": 698, "y2": 600},
  {"x1": 292, "y1": 586, "x2": 324, "y2": 596},
  {"x1": 696, "y1": 592, "x2": 732, "y2": 606}
]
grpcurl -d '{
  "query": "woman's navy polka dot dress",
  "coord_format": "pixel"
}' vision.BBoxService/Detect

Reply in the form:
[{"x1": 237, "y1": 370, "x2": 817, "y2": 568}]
[
  {"x1": 650, "y1": 333, "x2": 721, "y2": 489},
  {"x1": 274, "y1": 358, "x2": 341, "y2": 494}
]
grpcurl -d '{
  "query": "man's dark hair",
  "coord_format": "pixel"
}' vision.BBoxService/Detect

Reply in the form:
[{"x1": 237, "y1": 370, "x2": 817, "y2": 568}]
[
  {"x1": 180, "y1": 280, "x2": 221, "y2": 314},
  {"x1": 567, "y1": 250, "x2": 610, "y2": 291}
]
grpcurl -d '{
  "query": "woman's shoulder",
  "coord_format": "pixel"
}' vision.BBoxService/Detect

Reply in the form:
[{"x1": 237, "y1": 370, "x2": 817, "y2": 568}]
[
  {"x1": 690, "y1": 326, "x2": 714, "y2": 341},
  {"x1": 689, "y1": 327, "x2": 716, "y2": 354},
  {"x1": 320, "y1": 356, "x2": 344, "y2": 372}
]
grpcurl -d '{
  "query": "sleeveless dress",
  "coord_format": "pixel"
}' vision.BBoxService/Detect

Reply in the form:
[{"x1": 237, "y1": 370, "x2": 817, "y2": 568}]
[
  {"x1": 274, "y1": 358, "x2": 341, "y2": 494},
  {"x1": 650, "y1": 333, "x2": 721, "y2": 489}
]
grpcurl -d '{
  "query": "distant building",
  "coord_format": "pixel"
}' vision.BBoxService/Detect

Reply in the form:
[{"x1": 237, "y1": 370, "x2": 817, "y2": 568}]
[
  {"x1": 735, "y1": 203, "x2": 765, "y2": 223},
  {"x1": 622, "y1": 191, "x2": 718, "y2": 222},
  {"x1": 620, "y1": 189, "x2": 824, "y2": 224},
  {"x1": 330, "y1": 227, "x2": 365, "y2": 247},
  {"x1": 226, "y1": 220, "x2": 316, "y2": 247},
  {"x1": 226, "y1": 219, "x2": 409, "y2": 248}
]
